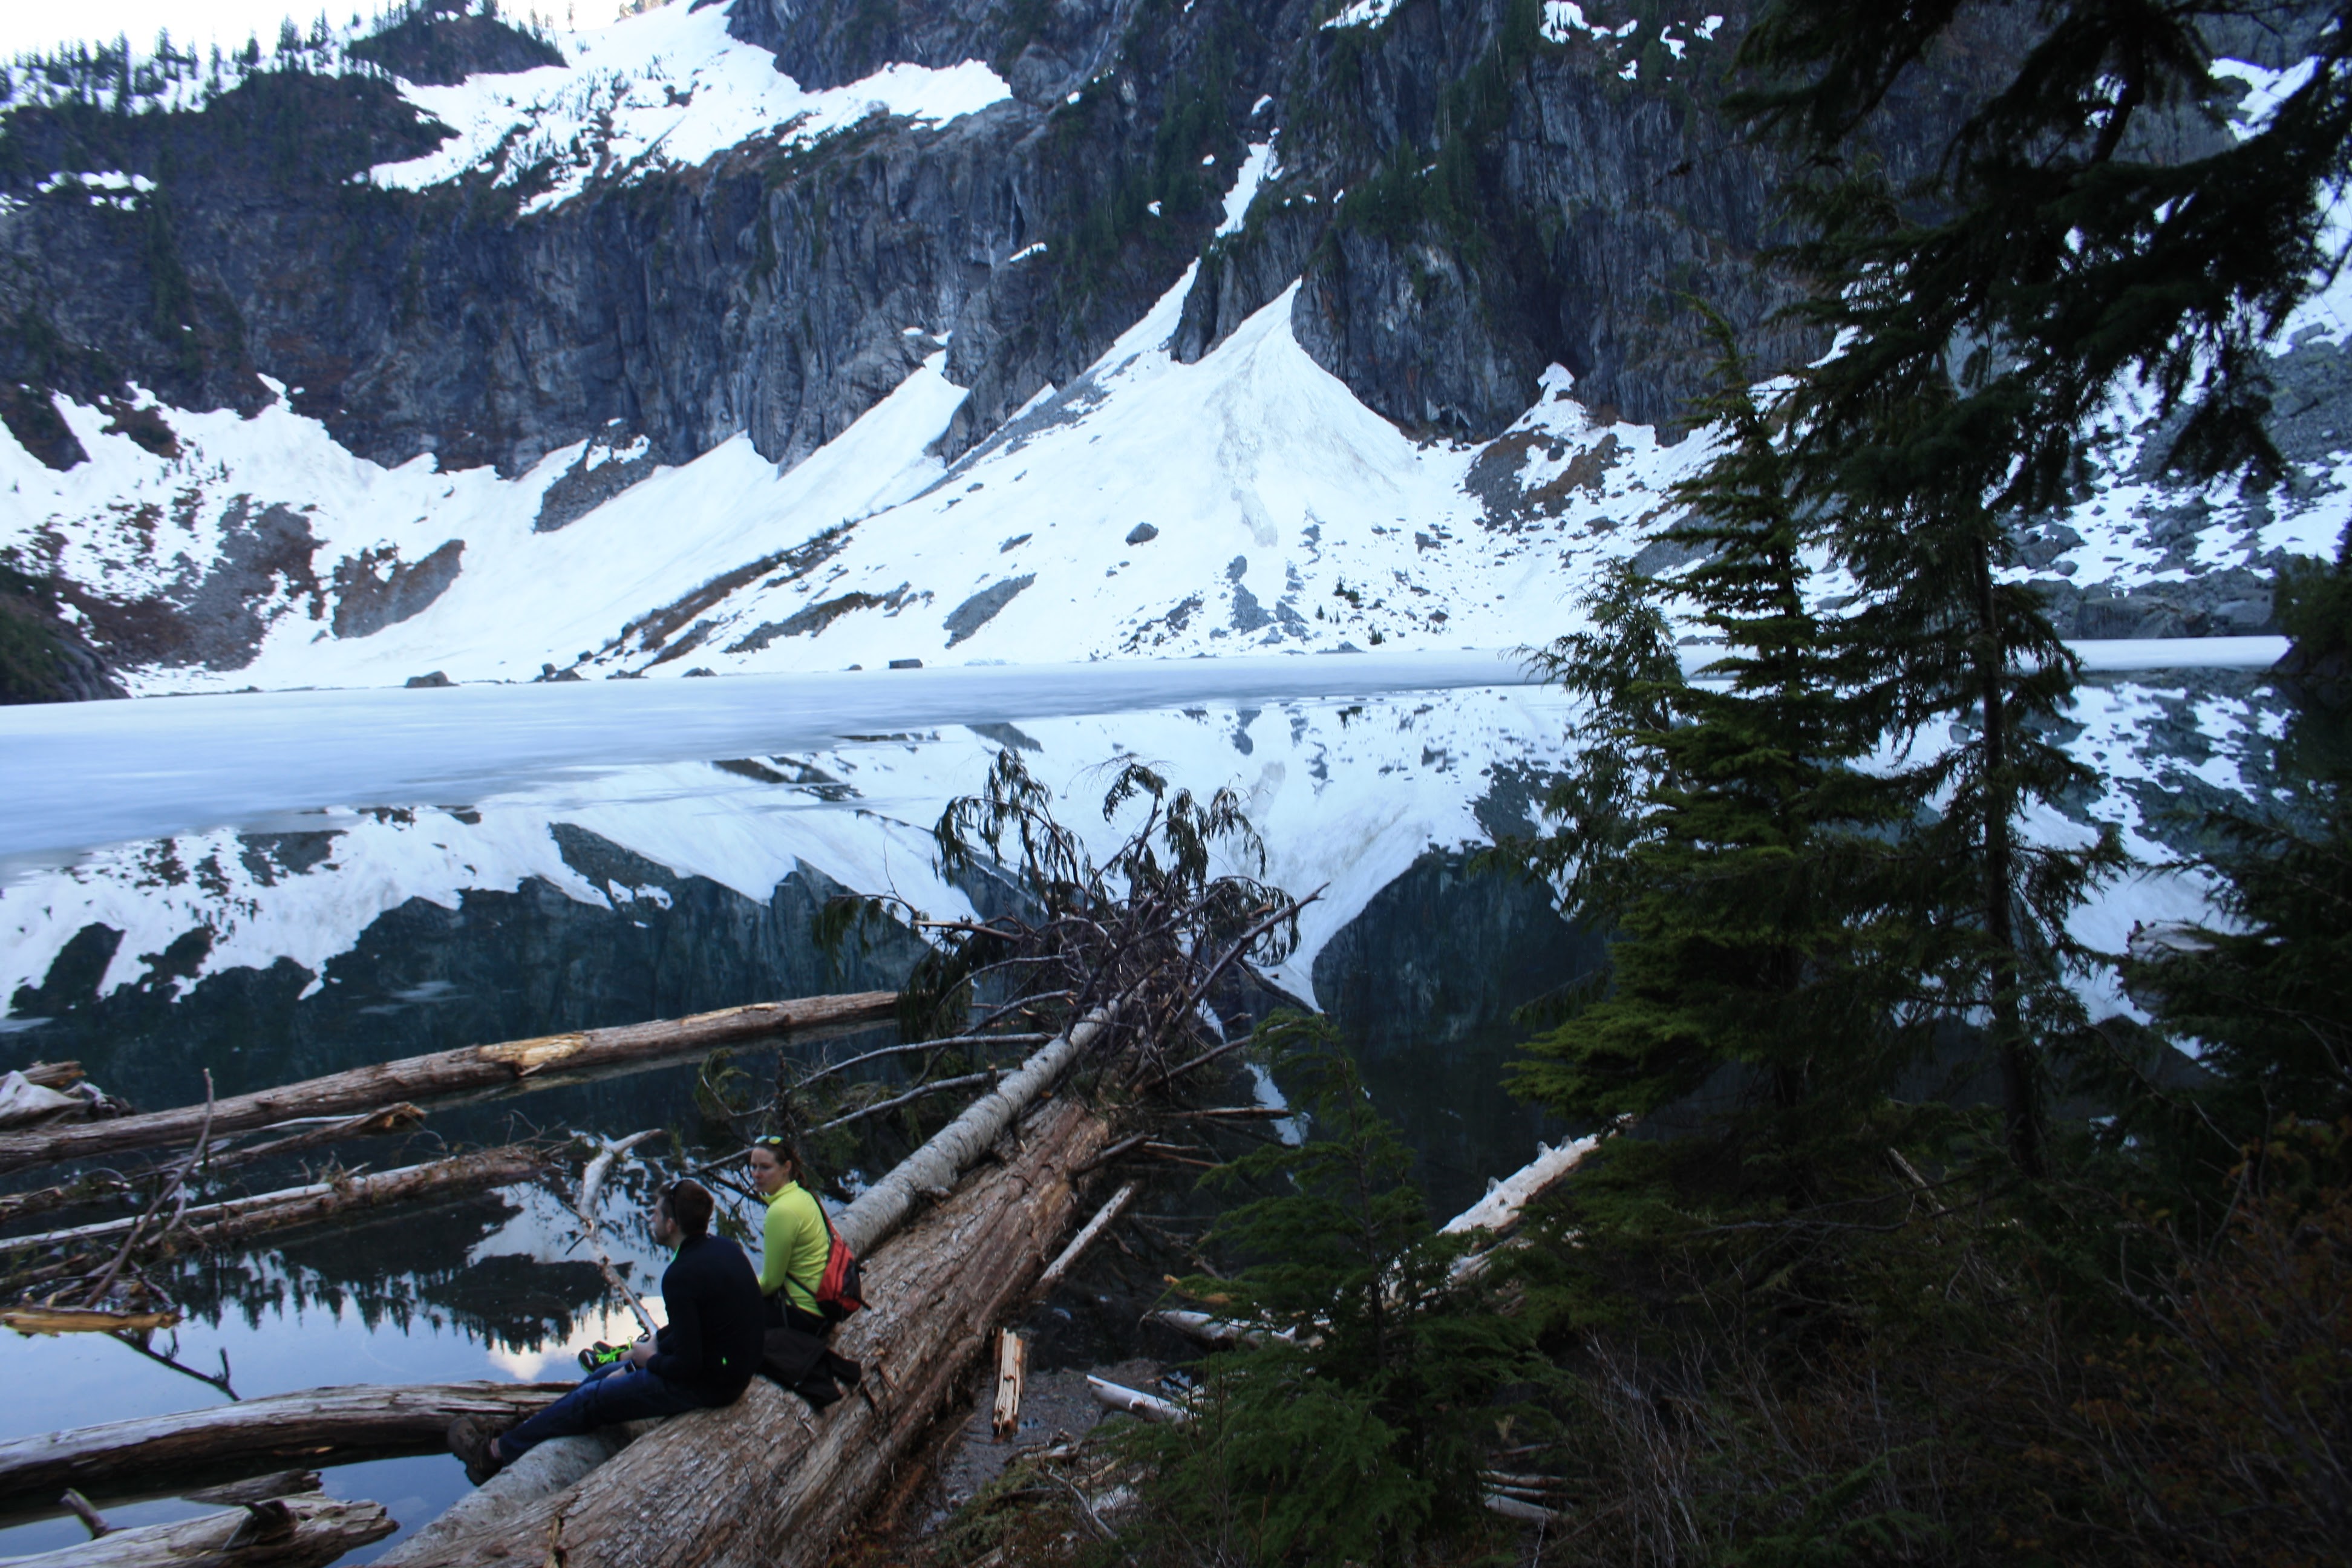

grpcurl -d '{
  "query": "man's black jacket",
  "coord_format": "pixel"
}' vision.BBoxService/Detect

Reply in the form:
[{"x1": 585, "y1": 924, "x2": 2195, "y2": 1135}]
[{"x1": 647, "y1": 1232, "x2": 765, "y2": 1401}]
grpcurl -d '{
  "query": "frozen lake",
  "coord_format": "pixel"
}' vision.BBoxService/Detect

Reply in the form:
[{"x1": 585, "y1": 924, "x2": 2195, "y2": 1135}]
[{"x1": 0, "y1": 638, "x2": 2285, "y2": 869}]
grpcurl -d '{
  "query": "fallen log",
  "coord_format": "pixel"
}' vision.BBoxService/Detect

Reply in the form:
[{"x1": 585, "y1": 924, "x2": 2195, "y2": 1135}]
[
  {"x1": 0, "y1": 1492, "x2": 394, "y2": 1567},
  {"x1": 4, "y1": 1147, "x2": 548, "y2": 1260},
  {"x1": 0, "y1": 993, "x2": 898, "y2": 1175},
  {"x1": 382, "y1": 1093, "x2": 1114, "y2": 1567},
  {"x1": 1035, "y1": 1181, "x2": 1136, "y2": 1296},
  {"x1": 0, "y1": 1383, "x2": 565, "y2": 1517},
  {"x1": 0, "y1": 1308, "x2": 180, "y2": 1337},
  {"x1": 0, "y1": 1108, "x2": 430, "y2": 1232},
  {"x1": 1439, "y1": 1137, "x2": 1600, "y2": 1238},
  {"x1": 1086, "y1": 1375, "x2": 1188, "y2": 1425}
]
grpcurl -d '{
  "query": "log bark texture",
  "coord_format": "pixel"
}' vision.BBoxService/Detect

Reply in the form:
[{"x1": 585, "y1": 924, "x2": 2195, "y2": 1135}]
[
  {"x1": 5, "y1": 1148, "x2": 547, "y2": 1258},
  {"x1": 382, "y1": 1093, "x2": 1113, "y2": 1568},
  {"x1": 0, "y1": 1492, "x2": 394, "y2": 1567},
  {"x1": 0, "y1": 994, "x2": 896, "y2": 1174},
  {"x1": 0, "y1": 1383, "x2": 569, "y2": 1513}
]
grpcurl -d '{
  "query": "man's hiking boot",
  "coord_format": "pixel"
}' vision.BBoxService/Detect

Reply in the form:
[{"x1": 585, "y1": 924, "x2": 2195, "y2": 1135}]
[
  {"x1": 447, "y1": 1415, "x2": 511, "y2": 1486},
  {"x1": 577, "y1": 1340, "x2": 629, "y2": 1372}
]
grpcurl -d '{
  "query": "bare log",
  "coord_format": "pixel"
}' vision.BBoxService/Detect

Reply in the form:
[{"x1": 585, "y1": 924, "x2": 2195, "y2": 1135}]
[
  {"x1": 1439, "y1": 1137, "x2": 1599, "y2": 1238},
  {"x1": 1086, "y1": 1376, "x2": 1188, "y2": 1425},
  {"x1": 5, "y1": 1148, "x2": 547, "y2": 1260},
  {"x1": 1070, "y1": 1133, "x2": 1148, "y2": 1176},
  {"x1": 0, "y1": 1492, "x2": 394, "y2": 1567},
  {"x1": 0, "y1": 1108, "x2": 430, "y2": 1232},
  {"x1": 1035, "y1": 1183, "x2": 1135, "y2": 1296},
  {"x1": 1148, "y1": 1309, "x2": 1272, "y2": 1350},
  {"x1": 1481, "y1": 1491, "x2": 1566, "y2": 1526},
  {"x1": 834, "y1": 1003, "x2": 1116, "y2": 1256},
  {"x1": 0, "y1": 1383, "x2": 566, "y2": 1515},
  {"x1": 0, "y1": 993, "x2": 898, "y2": 1175},
  {"x1": 0, "y1": 1310, "x2": 180, "y2": 1338},
  {"x1": 381, "y1": 1093, "x2": 1114, "y2": 1568},
  {"x1": 990, "y1": 1330, "x2": 1026, "y2": 1442},
  {"x1": 18, "y1": 1066, "x2": 84, "y2": 1093}
]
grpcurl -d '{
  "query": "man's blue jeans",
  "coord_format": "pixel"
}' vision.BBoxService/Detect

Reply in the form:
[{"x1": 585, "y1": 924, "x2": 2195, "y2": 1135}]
[{"x1": 500, "y1": 1359, "x2": 725, "y2": 1458}]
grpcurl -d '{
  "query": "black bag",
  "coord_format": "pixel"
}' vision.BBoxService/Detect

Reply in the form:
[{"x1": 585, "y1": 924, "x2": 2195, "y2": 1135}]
[{"x1": 760, "y1": 1315, "x2": 863, "y2": 1411}]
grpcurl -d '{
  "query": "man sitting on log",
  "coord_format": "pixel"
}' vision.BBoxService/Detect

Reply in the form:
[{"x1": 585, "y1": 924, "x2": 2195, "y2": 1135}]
[{"x1": 446, "y1": 1178, "x2": 764, "y2": 1485}]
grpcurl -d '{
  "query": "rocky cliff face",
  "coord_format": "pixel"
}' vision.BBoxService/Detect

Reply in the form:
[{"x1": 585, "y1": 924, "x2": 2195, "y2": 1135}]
[{"x1": 0, "y1": 0, "x2": 1839, "y2": 484}]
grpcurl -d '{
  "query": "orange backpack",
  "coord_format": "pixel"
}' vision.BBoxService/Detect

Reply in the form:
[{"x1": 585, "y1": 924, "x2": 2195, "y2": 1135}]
[{"x1": 813, "y1": 1200, "x2": 864, "y2": 1322}]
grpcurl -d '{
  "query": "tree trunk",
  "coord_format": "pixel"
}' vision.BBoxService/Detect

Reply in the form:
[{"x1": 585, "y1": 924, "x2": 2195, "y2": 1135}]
[
  {"x1": 382, "y1": 1094, "x2": 1113, "y2": 1568},
  {"x1": 0, "y1": 1492, "x2": 394, "y2": 1568},
  {"x1": 1975, "y1": 550, "x2": 2042, "y2": 1178},
  {"x1": 8, "y1": 1147, "x2": 548, "y2": 1259},
  {"x1": 0, "y1": 1385, "x2": 568, "y2": 1515},
  {"x1": 0, "y1": 993, "x2": 897, "y2": 1175}
]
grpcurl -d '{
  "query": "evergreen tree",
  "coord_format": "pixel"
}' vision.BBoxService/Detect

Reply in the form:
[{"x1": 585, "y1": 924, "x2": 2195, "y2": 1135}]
[
  {"x1": 1512, "y1": 324, "x2": 1921, "y2": 1133},
  {"x1": 1121, "y1": 1013, "x2": 1543, "y2": 1565},
  {"x1": 1719, "y1": 0, "x2": 2352, "y2": 1170},
  {"x1": 2128, "y1": 527, "x2": 2352, "y2": 1149}
]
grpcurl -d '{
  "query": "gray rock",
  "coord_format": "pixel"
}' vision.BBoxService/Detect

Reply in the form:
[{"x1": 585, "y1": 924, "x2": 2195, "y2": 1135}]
[
  {"x1": 332, "y1": 540, "x2": 465, "y2": 639},
  {"x1": 1125, "y1": 522, "x2": 1160, "y2": 545},
  {"x1": 942, "y1": 575, "x2": 1036, "y2": 646}
]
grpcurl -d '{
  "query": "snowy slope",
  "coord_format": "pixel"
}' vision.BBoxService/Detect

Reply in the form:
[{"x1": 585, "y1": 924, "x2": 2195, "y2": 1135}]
[
  {"x1": 364, "y1": 4, "x2": 1012, "y2": 215},
  {"x1": 7, "y1": 163, "x2": 2344, "y2": 693}
]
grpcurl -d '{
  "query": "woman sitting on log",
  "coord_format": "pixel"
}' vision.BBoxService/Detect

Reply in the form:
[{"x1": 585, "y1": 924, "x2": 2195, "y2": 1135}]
[
  {"x1": 748, "y1": 1135, "x2": 864, "y2": 1409},
  {"x1": 748, "y1": 1135, "x2": 831, "y2": 1332},
  {"x1": 446, "y1": 1179, "x2": 764, "y2": 1485}
]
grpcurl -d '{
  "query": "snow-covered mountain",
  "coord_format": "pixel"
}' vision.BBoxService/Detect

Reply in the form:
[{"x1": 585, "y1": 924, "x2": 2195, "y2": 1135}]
[{"x1": 0, "y1": 1, "x2": 2341, "y2": 691}]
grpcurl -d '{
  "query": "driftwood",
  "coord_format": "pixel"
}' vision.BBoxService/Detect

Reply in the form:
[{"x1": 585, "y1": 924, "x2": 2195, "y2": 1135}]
[
  {"x1": 0, "y1": 993, "x2": 897, "y2": 1175},
  {"x1": 5, "y1": 1147, "x2": 548, "y2": 1260},
  {"x1": 382, "y1": 1093, "x2": 1114, "y2": 1567},
  {"x1": 0, "y1": 1382, "x2": 567, "y2": 1515},
  {"x1": 0, "y1": 1491, "x2": 394, "y2": 1567}
]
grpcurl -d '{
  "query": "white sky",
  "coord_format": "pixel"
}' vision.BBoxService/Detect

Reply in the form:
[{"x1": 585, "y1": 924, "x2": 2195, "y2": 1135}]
[
  {"x1": 1, "y1": 2, "x2": 349, "y2": 60},
  {"x1": 0, "y1": 0, "x2": 615, "y2": 63}
]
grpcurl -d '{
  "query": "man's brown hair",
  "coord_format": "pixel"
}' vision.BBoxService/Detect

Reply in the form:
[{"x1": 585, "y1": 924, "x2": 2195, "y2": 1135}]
[{"x1": 662, "y1": 1179, "x2": 714, "y2": 1240}]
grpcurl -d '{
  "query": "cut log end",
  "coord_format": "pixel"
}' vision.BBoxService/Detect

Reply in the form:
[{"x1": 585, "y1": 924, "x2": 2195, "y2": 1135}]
[{"x1": 990, "y1": 1330, "x2": 1026, "y2": 1443}]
